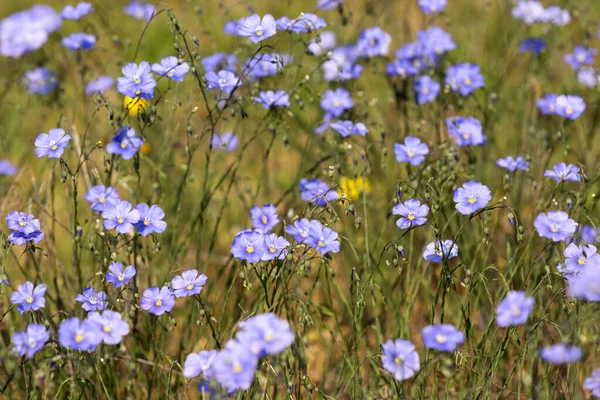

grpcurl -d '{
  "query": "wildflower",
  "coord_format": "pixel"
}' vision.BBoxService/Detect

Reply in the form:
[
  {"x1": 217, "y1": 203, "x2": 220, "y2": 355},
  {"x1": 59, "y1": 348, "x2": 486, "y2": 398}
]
[
  {"x1": 86, "y1": 75, "x2": 114, "y2": 95},
  {"x1": 237, "y1": 313, "x2": 294, "y2": 357},
  {"x1": 387, "y1": 58, "x2": 420, "y2": 78},
  {"x1": 84, "y1": 185, "x2": 119, "y2": 213},
  {"x1": 393, "y1": 199, "x2": 429, "y2": 229},
  {"x1": 245, "y1": 53, "x2": 289, "y2": 80},
  {"x1": 117, "y1": 61, "x2": 156, "y2": 99},
  {"x1": 316, "y1": 0, "x2": 344, "y2": 10},
  {"x1": 339, "y1": 176, "x2": 371, "y2": 200},
  {"x1": 286, "y1": 218, "x2": 319, "y2": 243},
  {"x1": 421, "y1": 324, "x2": 464, "y2": 352},
  {"x1": 87, "y1": 310, "x2": 130, "y2": 345},
  {"x1": 0, "y1": 160, "x2": 17, "y2": 175},
  {"x1": 277, "y1": 13, "x2": 326, "y2": 33},
  {"x1": 581, "y1": 225, "x2": 599, "y2": 244},
  {"x1": 564, "y1": 46, "x2": 596, "y2": 70},
  {"x1": 106, "y1": 262, "x2": 136, "y2": 288},
  {"x1": 134, "y1": 204, "x2": 167, "y2": 236},
  {"x1": 61, "y1": 33, "x2": 96, "y2": 50},
  {"x1": 106, "y1": 126, "x2": 144, "y2": 160},
  {"x1": 330, "y1": 121, "x2": 368, "y2": 138},
  {"x1": 577, "y1": 67, "x2": 598, "y2": 88},
  {"x1": 299, "y1": 178, "x2": 338, "y2": 206},
  {"x1": 544, "y1": 163, "x2": 581, "y2": 183},
  {"x1": 381, "y1": 339, "x2": 420, "y2": 381},
  {"x1": 76, "y1": 287, "x2": 108, "y2": 312},
  {"x1": 414, "y1": 75, "x2": 440, "y2": 104},
  {"x1": 23, "y1": 68, "x2": 58, "y2": 95},
  {"x1": 254, "y1": 90, "x2": 290, "y2": 109},
  {"x1": 512, "y1": 1, "x2": 545, "y2": 24},
  {"x1": 416, "y1": 27, "x2": 456, "y2": 59},
  {"x1": 423, "y1": 240, "x2": 458, "y2": 263},
  {"x1": 542, "y1": 5, "x2": 570, "y2": 25},
  {"x1": 10, "y1": 281, "x2": 46, "y2": 314},
  {"x1": 223, "y1": 20, "x2": 240, "y2": 35},
  {"x1": 0, "y1": 5, "x2": 61, "y2": 58},
  {"x1": 534, "y1": 211, "x2": 576, "y2": 242},
  {"x1": 305, "y1": 222, "x2": 340, "y2": 255},
  {"x1": 418, "y1": 0, "x2": 447, "y2": 13},
  {"x1": 151, "y1": 56, "x2": 190, "y2": 82},
  {"x1": 453, "y1": 181, "x2": 492, "y2": 215},
  {"x1": 540, "y1": 344, "x2": 583, "y2": 365},
  {"x1": 249, "y1": 204, "x2": 279, "y2": 233},
  {"x1": 568, "y1": 265, "x2": 600, "y2": 301},
  {"x1": 555, "y1": 95, "x2": 586, "y2": 120},
  {"x1": 308, "y1": 31, "x2": 336, "y2": 55},
  {"x1": 12, "y1": 324, "x2": 50, "y2": 358},
  {"x1": 238, "y1": 14, "x2": 277, "y2": 43},
  {"x1": 519, "y1": 37, "x2": 546, "y2": 55},
  {"x1": 34, "y1": 128, "x2": 71, "y2": 159},
  {"x1": 445, "y1": 63, "x2": 485, "y2": 96},
  {"x1": 58, "y1": 317, "x2": 103, "y2": 351},
  {"x1": 171, "y1": 270, "x2": 207, "y2": 298},
  {"x1": 322, "y1": 47, "x2": 362, "y2": 81},
  {"x1": 446, "y1": 117, "x2": 486, "y2": 147},
  {"x1": 211, "y1": 132, "x2": 238, "y2": 152},
  {"x1": 562, "y1": 244, "x2": 600, "y2": 275},
  {"x1": 61, "y1": 3, "x2": 94, "y2": 20},
  {"x1": 320, "y1": 88, "x2": 353, "y2": 119},
  {"x1": 261, "y1": 234, "x2": 290, "y2": 261},
  {"x1": 357, "y1": 27, "x2": 391, "y2": 57},
  {"x1": 184, "y1": 350, "x2": 218, "y2": 379},
  {"x1": 213, "y1": 340, "x2": 259, "y2": 393},
  {"x1": 141, "y1": 286, "x2": 176, "y2": 315},
  {"x1": 584, "y1": 369, "x2": 600, "y2": 397},
  {"x1": 124, "y1": 1, "x2": 155, "y2": 21},
  {"x1": 231, "y1": 230, "x2": 266, "y2": 263},
  {"x1": 123, "y1": 96, "x2": 148, "y2": 116},
  {"x1": 537, "y1": 93, "x2": 558, "y2": 115},
  {"x1": 496, "y1": 156, "x2": 529, "y2": 172},
  {"x1": 102, "y1": 200, "x2": 140, "y2": 234},
  {"x1": 205, "y1": 70, "x2": 242, "y2": 94},
  {"x1": 6, "y1": 211, "x2": 44, "y2": 245},
  {"x1": 394, "y1": 136, "x2": 429, "y2": 166},
  {"x1": 202, "y1": 53, "x2": 238, "y2": 73},
  {"x1": 495, "y1": 291, "x2": 535, "y2": 327}
]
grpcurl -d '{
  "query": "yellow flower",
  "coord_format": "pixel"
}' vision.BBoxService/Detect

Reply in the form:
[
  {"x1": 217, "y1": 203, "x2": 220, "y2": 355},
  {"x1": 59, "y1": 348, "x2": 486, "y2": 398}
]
[
  {"x1": 140, "y1": 142, "x2": 151, "y2": 155},
  {"x1": 123, "y1": 96, "x2": 148, "y2": 116},
  {"x1": 339, "y1": 176, "x2": 371, "y2": 200}
]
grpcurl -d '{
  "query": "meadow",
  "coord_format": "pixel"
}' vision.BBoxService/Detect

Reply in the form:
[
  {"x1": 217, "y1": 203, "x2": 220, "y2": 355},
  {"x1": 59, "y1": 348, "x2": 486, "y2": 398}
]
[{"x1": 1, "y1": 0, "x2": 600, "y2": 398}]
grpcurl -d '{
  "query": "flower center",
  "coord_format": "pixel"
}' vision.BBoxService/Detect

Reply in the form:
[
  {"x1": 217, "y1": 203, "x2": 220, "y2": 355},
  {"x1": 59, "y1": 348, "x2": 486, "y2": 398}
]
[
  {"x1": 256, "y1": 28, "x2": 263, "y2": 36},
  {"x1": 468, "y1": 196, "x2": 476, "y2": 204},
  {"x1": 462, "y1": 133, "x2": 470, "y2": 139},
  {"x1": 269, "y1": 247, "x2": 276, "y2": 253},
  {"x1": 318, "y1": 240, "x2": 325, "y2": 247},
  {"x1": 90, "y1": 298, "x2": 97, "y2": 305},
  {"x1": 407, "y1": 214, "x2": 415, "y2": 221},
  {"x1": 50, "y1": 141, "x2": 57, "y2": 151},
  {"x1": 264, "y1": 332, "x2": 273, "y2": 341},
  {"x1": 98, "y1": 196, "x2": 105, "y2": 203},
  {"x1": 155, "y1": 299, "x2": 163, "y2": 307},
  {"x1": 394, "y1": 356, "x2": 402, "y2": 365},
  {"x1": 143, "y1": 217, "x2": 150, "y2": 226},
  {"x1": 550, "y1": 225, "x2": 558, "y2": 233},
  {"x1": 261, "y1": 216, "x2": 268, "y2": 224},
  {"x1": 464, "y1": 78, "x2": 472, "y2": 85},
  {"x1": 104, "y1": 325, "x2": 111, "y2": 333},
  {"x1": 29, "y1": 339, "x2": 37, "y2": 349},
  {"x1": 301, "y1": 230, "x2": 308, "y2": 237},
  {"x1": 333, "y1": 100, "x2": 340, "y2": 107},
  {"x1": 117, "y1": 217, "x2": 125, "y2": 224},
  {"x1": 407, "y1": 152, "x2": 414, "y2": 157},
  {"x1": 233, "y1": 362, "x2": 242, "y2": 373},
  {"x1": 436, "y1": 334, "x2": 447, "y2": 343},
  {"x1": 135, "y1": 89, "x2": 141, "y2": 95},
  {"x1": 26, "y1": 296, "x2": 34, "y2": 304},
  {"x1": 218, "y1": 78, "x2": 227, "y2": 87},
  {"x1": 187, "y1": 284, "x2": 193, "y2": 290},
  {"x1": 577, "y1": 257, "x2": 585, "y2": 265},
  {"x1": 134, "y1": 77, "x2": 141, "y2": 84},
  {"x1": 75, "y1": 334, "x2": 84, "y2": 343},
  {"x1": 167, "y1": 71, "x2": 174, "y2": 77},
  {"x1": 566, "y1": 107, "x2": 573, "y2": 115},
  {"x1": 512, "y1": 308, "x2": 521, "y2": 316},
  {"x1": 19, "y1": 220, "x2": 27, "y2": 226},
  {"x1": 118, "y1": 274, "x2": 124, "y2": 281},
  {"x1": 247, "y1": 245, "x2": 254, "y2": 254},
  {"x1": 422, "y1": 87, "x2": 429, "y2": 94}
]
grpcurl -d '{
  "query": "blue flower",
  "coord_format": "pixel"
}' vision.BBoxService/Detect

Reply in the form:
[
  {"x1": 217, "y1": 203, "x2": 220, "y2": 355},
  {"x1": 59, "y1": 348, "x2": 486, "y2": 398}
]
[
  {"x1": 519, "y1": 37, "x2": 546, "y2": 55},
  {"x1": 322, "y1": 47, "x2": 362, "y2": 81},
  {"x1": 117, "y1": 62, "x2": 156, "y2": 99},
  {"x1": 568, "y1": 265, "x2": 600, "y2": 301},
  {"x1": 61, "y1": 33, "x2": 96, "y2": 50},
  {"x1": 0, "y1": 5, "x2": 61, "y2": 58},
  {"x1": 238, "y1": 14, "x2": 277, "y2": 43},
  {"x1": 23, "y1": 68, "x2": 58, "y2": 95},
  {"x1": 124, "y1": 1, "x2": 155, "y2": 21},
  {"x1": 392, "y1": 199, "x2": 429, "y2": 229},
  {"x1": 580, "y1": 225, "x2": 599, "y2": 244},
  {"x1": 320, "y1": 88, "x2": 353, "y2": 119},
  {"x1": 453, "y1": 181, "x2": 492, "y2": 215},
  {"x1": 6, "y1": 211, "x2": 44, "y2": 245},
  {"x1": 541, "y1": 6, "x2": 570, "y2": 26},
  {"x1": 555, "y1": 95, "x2": 585, "y2": 120},
  {"x1": 202, "y1": 53, "x2": 238, "y2": 73},
  {"x1": 418, "y1": 0, "x2": 447, "y2": 13},
  {"x1": 261, "y1": 234, "x2": 290, "y2": 261},
  {"x1": 134, "y1": 204, "x2": 167, "y2": 236},
  {"x1": 61, "y1": 3, "x2": 94, "y2": 20},
  {"x1": 171, "y1": 270, "x2": 207, "y2": 298},
  {"x1": 386, "y1": 58, "x2": 419, "y2": 78},
  {"x1": 357, "y1": 27, "x2": 391, "y2": 57},
  {"x1": 540, "y1": 344, "x2": 583, "y2": 365},
  {"x1": 394, "y1": 136, "x2": 429, "y2": 166},
  {"x1": 0, "y1": 160, "x2": 17, "y2": 176},
  {"x1": 250, "y1": 204, "x2": 279, "y2": 233},
  {"x1": 106, "y1": 262, "x2": 136, "y2": 288},
  {"x1": 223, "y1": 20, "x2": 240, "y2": 35},
  {"x1": 305, "y1": 222, "x2": 340, "y2": 255},
  {"x1": 544, "y1": 162, "x2": 580, "y2": 183},
  {"x1": 184, "y1": 350, "x2": 218, "y2": 379},
  {"x1": 414, "y1": 75, "x2": 440, "y2": 104},
  {"x1": 211, "y1": 132, "x2": 238, "y2": 152},
  {"x1": 381, "y1": 339, "x2": 420, "y2": 381},
  {"x1": 12, "y1": 324, "x2": 50, "y2": 358},
  {"x1": 537, "y1": 93, "x2": 557, "y2": 114},
  {"x1": 577, "y1": 67, "x2": 598, "y2": 88},
  {"x1": 285, "y1": 218, "x2": 319, "y2": 243},
  {"x1": 416, "y1": 27, "x2": 456, "y2": 59},
  {"x1": 316, "y1": 0, "x2": 344, "y2": 10},
  {"x1": 213, "y1": 339, "x2": 259, "y2": 393},
  {"x1": 423, "y1": 240, "x2": 458, "y2": 263},
  {"x1": 446, "y1": 117, "x2": 486, "y2": 147},
  {"x1": 329, "y1": 120, "x2": 368, "y2": 137},
  {"x1": 511, "y1": 1, "x2": 545, "y2": 24},
  {"x1": 231, "y1": 230, "x2": 266, "y2": 263},
  {"x1": 34, "y1": 128, "x2": 71, "y2": 159},
  {"x1": 76, "y1": 287, "x2": 108, "y2": 312},
  {"x1": 299, "y1": 178, "x2": 338, "y2": 206},
  {"x1": 87, "y1": 310, "x2": 130, "y2": 345},
  {"x1": 236, "y1": 313, "x2": 295, "y2": 357},
  {"x1": 84, "y1": 185, "x2": 119, "y2": 213},
  {"x1": 140, "y1": 286, "x2": 176, "y2": 315},
  {"x1": 584, "y1": 368, "x2": 600, "y2": 397},
  {"x1": 308, "y1": 31, "x2": 336, "y2": 55},
  {"x1": 495, "y1": 291, "x2": 535, "y2": 327},
  {"x1": 445, "y1": 63, "x2": 485, "y2": 96},
  {"x1": 534, "y1": 211, "x2": 576, "y2": 242},
  {"x1": 254, "y1": 90, "x2": 290, "y2": 109},
  {"x1": 102, "y1": 200, "x2": 141, "y2": 234},
  {"x1": 421, "y1": 324, "x2": 464, "y2": 352},
  {"x1": 86, "y1": 75, "x2": 114, "y2": 95},
  {"x1": 561, "y1": 244, "x2": 600, "y2": 276},
  {"x1": 496, "y1": 156, "x2": 529, "y2": 172},
  {"x1": 152, "y1": 56, "x2": 190, "y2": 82},
  {"x1": 277, "y1": 14, "x2": 326, "y2": 33},
  {"x1": 245, "y1": 53, "x2": 289, "y2": 80},
  {"x1": 58, "y1": 317, "x2": 103, "y2": 351},
  {"x1": 205, "y1": 70, "x2": 242, "y2": 94},
  {"x1": 106, "y1": 126, "x2": 144, "y2": 160},
  {"x1": 564, "y1": 46, "x2": 596, "y2": 70},
  {"x1": 10, "y1": 281, "x2": 46, "y2": 314}
]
